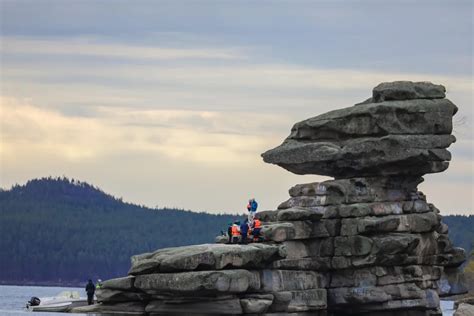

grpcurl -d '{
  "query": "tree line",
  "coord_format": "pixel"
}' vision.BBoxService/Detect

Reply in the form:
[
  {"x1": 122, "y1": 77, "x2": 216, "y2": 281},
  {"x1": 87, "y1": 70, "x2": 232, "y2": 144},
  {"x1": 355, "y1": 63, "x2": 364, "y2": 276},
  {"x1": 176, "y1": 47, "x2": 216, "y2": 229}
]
[
  {"x1": 0, "y1": 177, "x2": 472, "y2": 285},
  {"x1": 0, "y1": 177, "x2": 236, "y2": 285}
]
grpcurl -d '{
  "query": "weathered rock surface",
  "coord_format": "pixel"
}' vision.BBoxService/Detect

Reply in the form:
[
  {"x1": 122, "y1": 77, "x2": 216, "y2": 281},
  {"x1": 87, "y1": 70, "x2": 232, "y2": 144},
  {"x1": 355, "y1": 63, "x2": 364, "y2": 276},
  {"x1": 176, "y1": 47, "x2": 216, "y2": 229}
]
[
  {"x1": 372, "y1": 81, "x2": 446, "y2": 102},
  {"x1": 280, "y1": 176, "x2": 425, "y2": 208},
  {"x1": 277, "y1": 207, "x2": 325, "y2": 222},
  {"x1": 69, "y1": 301, "x2": 146, "y2": 314},
  {"x1": 135, "y1": 269, "x2": 260, "y2": 294},
  {"x1": 101, "y1": 276, "x2": 136, "y2": 290},
  {"x1": 96, "y1": 288, "x2": 149, "y2": 302},
  {"x1": 270, "y1": 289, "x2": 327, "y2": 312},
  {"x1": 455, "y1": 303, "x2": 474, "y2": 316},
  {"x1": 437, "y1": 267, "x2": 468, "y2": 296},
  {"x1": 260, "y1": 270, "x2": 327, "y2": 292},
  {"x1": 455, "y1": 296, "x2": 474, "y2": 310},
  {"x1": 90, "y1": 82, "x2": 465, "y2": 315},
  {"x1": 146, "y1": 298, "x2": 243, "y2": 314},
  {"x1": 129, "y1": 243, "x2": 284, "y2": 274}
]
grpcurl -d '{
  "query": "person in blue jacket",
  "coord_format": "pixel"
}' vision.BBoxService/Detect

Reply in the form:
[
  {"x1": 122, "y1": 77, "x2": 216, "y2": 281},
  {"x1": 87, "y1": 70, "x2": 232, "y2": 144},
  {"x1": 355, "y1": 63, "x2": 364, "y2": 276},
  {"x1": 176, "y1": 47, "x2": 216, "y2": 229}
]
[{"x1": 247, "y1": 198, "x2": 258, "y2": 223}]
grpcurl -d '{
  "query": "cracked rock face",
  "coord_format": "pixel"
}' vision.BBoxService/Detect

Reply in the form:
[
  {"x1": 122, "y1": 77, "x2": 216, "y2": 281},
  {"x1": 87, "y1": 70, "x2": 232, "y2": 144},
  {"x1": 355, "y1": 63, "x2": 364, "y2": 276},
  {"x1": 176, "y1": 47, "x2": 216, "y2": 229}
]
[
  {"x1": 87, "y1": 81, "x2": 466, "y2": 316},
  {"x1": 262, "y1": 82, "x2": 457, "y2": 178}
]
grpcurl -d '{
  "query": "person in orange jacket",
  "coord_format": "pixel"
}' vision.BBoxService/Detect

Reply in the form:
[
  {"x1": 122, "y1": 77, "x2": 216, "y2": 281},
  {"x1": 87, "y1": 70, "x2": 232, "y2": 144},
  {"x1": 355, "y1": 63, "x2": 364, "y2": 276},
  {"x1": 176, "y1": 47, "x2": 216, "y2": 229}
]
[
  {"x1": 231, "y1": 221, "x2": 241, "y2": 244},
  {"x1": 252, "y1": 218, "x2": 262, "y2": 242}
]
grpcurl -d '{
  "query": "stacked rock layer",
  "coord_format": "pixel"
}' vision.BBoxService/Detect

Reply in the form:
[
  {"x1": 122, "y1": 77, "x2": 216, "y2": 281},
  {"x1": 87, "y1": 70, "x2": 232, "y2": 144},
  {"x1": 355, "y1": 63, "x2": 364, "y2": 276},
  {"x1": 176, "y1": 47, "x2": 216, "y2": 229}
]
[{"x1": 72, "y1": 81, "x2": 466, "y2": 316}]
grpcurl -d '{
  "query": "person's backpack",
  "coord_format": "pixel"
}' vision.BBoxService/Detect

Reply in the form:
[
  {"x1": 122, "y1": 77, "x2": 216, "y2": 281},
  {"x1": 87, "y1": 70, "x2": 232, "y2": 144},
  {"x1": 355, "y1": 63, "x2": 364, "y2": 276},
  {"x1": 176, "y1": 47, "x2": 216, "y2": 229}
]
[{"x1": 251, "y1": 200, "x2": 258, "y2": 211}]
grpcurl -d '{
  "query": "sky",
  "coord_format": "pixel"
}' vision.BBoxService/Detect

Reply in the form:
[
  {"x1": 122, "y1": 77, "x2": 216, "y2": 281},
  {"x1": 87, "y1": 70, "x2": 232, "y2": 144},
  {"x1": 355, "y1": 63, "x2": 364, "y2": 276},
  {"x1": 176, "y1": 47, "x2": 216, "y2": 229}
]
[{"x1": 0, "y1": 0, "x2": 472, "y2": 215}]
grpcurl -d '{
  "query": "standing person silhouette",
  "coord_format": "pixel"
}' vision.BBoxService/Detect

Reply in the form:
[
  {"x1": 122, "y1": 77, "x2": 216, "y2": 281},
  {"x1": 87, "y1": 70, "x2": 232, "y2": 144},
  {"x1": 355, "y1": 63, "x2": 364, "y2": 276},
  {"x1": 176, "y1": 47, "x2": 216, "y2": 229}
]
[
  {"x1": 85, "y1": 279, "x2": 95, "y2": 305},
  {"x1": 240, "y1": 219, "x2": 249, "y2": 244}
]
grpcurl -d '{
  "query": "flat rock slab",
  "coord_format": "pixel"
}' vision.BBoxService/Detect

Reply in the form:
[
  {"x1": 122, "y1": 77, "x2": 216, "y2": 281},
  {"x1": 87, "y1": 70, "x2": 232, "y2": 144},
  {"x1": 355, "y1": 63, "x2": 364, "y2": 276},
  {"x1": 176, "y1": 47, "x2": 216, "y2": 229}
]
[
  {"x1": 372, "y1": 81, "x2": 446, "y2": 102},
  {"x1": 271, "y1": 257, "x2": 332, "y2": 271},
  {"x1": 69, "y1": 301, "x2": 146, "y2": 314},
  {"x1": 343, "y1": 298, "x2": 440, "y2": 313},
  {"x1": 260, "y1": 270, "x2": 327, "y2": 292},
  {"x1": 284, "y1": 232, "x2": 441, "y2": 260},
  {"x1": 277, "y1": 207, "x2": 325, "y2": 221},
  {"x1": 287, "y1": 97, "x2": 455, "y2": 141},
  {"x1": 339, "y1": 212, "x2": 440, "y2": 235},
  {"x1": 329, "y1": 265, "x2": 442, "y2": 288},
  {"x1": 134, "y1": 269, "x2": 260, "y2": 294},
  {"x1": 102, "y1": 276, "x2": 135, "y2": 290},
  {"x1": 256, "y1": 207, "x2": 325, "y2": 224},
  {"x1": 328, "y1": 283, "x2": 439, "y2": 307},
  {"x1": 263, "y1": 134, "x2": 454, "y2": 177},
  {"x1": 283, "y1": 239, "x2": 335, "y2": 260},
  {"x1": 129, "y1": 243, "x2": 284, "y2": 275},
  {"x1": 146, "y1": 298, "x2": 243, "y2": 315},
  {"x1": 261, "y1": 220, "x2": 340, "y2": 242},
  {"x1": 280, "y1": 177, "x2": 424, "y2": 209},
  {"x1": 323, "y1": 200, "x2": 432, "y2": 219},
  {"x1": 270, "y1": 289, "x2": 327, "y2": 312},
  {"x1": 262, "y1": 92, "x2": 457, "y2": 177},
  {"x1": 96, "y1": 288, "x2": 149, "y2": 302}
]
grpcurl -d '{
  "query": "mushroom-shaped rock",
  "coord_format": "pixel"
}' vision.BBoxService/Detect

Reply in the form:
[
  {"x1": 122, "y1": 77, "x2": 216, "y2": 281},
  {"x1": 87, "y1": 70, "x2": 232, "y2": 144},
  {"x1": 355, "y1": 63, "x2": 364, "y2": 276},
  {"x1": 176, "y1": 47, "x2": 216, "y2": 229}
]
[{"x1": 262, "y1": 82, "x2": 457, "y2": 177}]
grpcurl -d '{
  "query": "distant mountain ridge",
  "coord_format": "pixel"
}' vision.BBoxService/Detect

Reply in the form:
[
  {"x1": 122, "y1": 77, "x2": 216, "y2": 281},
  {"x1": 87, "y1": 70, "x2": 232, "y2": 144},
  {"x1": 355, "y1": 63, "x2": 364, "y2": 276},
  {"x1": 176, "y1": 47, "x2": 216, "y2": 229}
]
[
  {"x1": 0, "y1": 177, "x2": 472, "y2": 286},
  {"x1": 0, "y1": 177, "x2": 235, "y2": 286},
  {"x1": 3, "y1": 177, "x2": 131, "y2": 208}
]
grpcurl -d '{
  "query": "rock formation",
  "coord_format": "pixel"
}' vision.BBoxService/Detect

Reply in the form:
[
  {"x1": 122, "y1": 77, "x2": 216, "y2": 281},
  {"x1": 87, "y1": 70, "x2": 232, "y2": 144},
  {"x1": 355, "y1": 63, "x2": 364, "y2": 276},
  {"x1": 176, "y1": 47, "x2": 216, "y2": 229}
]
[{"x1": 71, "y1": 81, "x2": 466, "y2": 315}]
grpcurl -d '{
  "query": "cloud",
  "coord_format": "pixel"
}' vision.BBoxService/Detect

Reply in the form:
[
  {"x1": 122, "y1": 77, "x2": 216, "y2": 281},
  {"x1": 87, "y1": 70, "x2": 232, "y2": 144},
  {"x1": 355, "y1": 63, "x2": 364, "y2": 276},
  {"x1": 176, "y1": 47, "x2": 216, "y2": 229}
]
[
  {"x1": 2, "y1": 41, "x2": 472, "y2": 127},
  {"x1": 1, "y1": 36, "x2": 246, "y2": 60},
  {"x1": 1, "y1": 37, "x2": 474, "y2": 93},
  {"x1": 0, "y1": 96, "x2": 287, "y2": 166},
  {"x1": 0, "y1": 96, "x2": 111, "y2": 161}
]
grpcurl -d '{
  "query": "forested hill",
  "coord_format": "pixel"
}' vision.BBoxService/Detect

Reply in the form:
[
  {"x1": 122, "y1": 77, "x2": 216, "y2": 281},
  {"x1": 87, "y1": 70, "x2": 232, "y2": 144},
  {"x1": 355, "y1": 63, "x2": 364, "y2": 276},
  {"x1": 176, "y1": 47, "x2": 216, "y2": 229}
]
[
  {"x1": 0, "y1": 177, "x2": 472, "y2": 286},
  {"x1": 0, "y1": 177, "x2": 235, "y2": 286}
]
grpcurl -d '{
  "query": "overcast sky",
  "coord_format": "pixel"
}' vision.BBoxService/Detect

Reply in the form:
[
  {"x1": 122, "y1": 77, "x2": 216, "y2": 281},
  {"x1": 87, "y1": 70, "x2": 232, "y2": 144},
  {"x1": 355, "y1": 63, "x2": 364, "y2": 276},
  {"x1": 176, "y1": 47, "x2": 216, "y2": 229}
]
[{"x1": 1, "y1": 0, "x2": 472, "y2": 215}]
